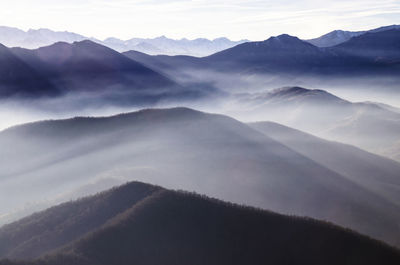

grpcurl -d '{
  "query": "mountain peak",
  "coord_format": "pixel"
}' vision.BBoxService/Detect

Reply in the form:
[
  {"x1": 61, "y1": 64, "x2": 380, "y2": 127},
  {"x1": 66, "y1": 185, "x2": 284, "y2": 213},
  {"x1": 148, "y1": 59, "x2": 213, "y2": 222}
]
[
  {"x1": 269, "y1": 86, "x2": 312, "y2": 96},
  {"x1": 213, "y1": 37, "x2": 230, "y2": 42},
  {"x1": 267, "y1": 86, "x2": 348, "y2": 104},
  {"x1": 277, "y1": 33, "x2": 297, "y2": 39},
  {"x1": 263, "y1": 34, "x2": 311, "y2": 47},
  {"x1": 155, "y1": 35, "x2": 168, "y2": 40}
]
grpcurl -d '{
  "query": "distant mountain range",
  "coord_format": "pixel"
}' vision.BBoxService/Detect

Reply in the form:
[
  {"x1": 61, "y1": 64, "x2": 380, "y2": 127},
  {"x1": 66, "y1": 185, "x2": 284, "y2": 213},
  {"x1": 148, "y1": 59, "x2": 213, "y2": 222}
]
[
  {"x1": 0, "y1": 26, "x2": 399, "y2": 107},
  {"x1": 1, "y1": 107, "x2": 400, "y2": 247},
  {"x1": 1, "y1": 181, "x2": 399, "y2": 265},
  {"x1": 306, "y1": 25, "x2": 400, "y2": 47},
  {"x1": 0, "y1": 25, "x2": 398, "y2": 57},
  {"x1": 0, "y1": 26, "x2": 247, "y2": 56},
  {"x1": 125, "y1": 28, "x2": 400, "y2": 78},
  {"x1": 102, "y1": 36, "x2": 248, "y2": 57}
]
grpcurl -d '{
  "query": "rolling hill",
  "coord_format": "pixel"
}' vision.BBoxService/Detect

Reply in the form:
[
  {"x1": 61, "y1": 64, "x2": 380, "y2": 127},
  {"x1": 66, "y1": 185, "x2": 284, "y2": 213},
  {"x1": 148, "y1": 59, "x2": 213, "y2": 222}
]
[
  {"x1": 0, "y1": 181, "x2": 399, "y2": 265},
  {"x1": 232, "y1": 86, "x2": 400, "y2": 162},
  {"x1": 1, "y1": 108, "x2": 400, "y2": 247},
  {"x1": 249, "y1": 121, "x2": 400, "y2": 207}
]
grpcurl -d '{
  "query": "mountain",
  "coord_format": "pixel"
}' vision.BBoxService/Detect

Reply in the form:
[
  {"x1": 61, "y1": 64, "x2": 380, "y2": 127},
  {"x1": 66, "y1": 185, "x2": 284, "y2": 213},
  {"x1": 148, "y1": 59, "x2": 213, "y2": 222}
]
[
  {"x1": 306, "y1": 25, "x2": 400, "y2": 47},
  {"x1": 0, "y1": 182, "x2": 159, "y2": 259},
  {"x1": 249, "y1": 121, "x2": 400, "y2": 208},
  {"x1": 133, "y1": 32, "x2": 397, "y2": 78},
  {"x1": 306, "y1": 30, "x2": 364, "y2": 47},
  {"x1": 7, "y1": 40, "x2": 205, "y2": 105},
  {"x1": 207, "y1": 32, "x2": 400, "y2": 75},
  {"x1": 123, "y1": 50, "x2": 205, "y2": 81},
  {"x1": 104, "y1": 35, "x2": 248, "y2": 56},
  {"x1": 0, "y1": 43, "x2": 58, "y2": 98},
  {"x1": 0, "y1": 181, "x2": 399, "y2": 265},
  {"x1": 333, "y1": 29, "x2": 400, "y2": 61},
  {"x1": 120, "y1": 28, "x2": 400, "y2": 101},
  {"x1": 0, "y1": 26, "x2": 247, "y2": 56},
  {"x1": 0, "y1": 27, "x2": 26, "y2": 48},
  {"x1": 0, "y1": 27, "x2": 87, "y2": 49},
  {"x1": 1, "y1": 107, "x2": 400, "y2": 247},
  {"x1": 233, "y1": 86, "x2": 400, "y2": 162},
  {"x1": 205, "y1": 34, "x2": 328, "y2": 73}
]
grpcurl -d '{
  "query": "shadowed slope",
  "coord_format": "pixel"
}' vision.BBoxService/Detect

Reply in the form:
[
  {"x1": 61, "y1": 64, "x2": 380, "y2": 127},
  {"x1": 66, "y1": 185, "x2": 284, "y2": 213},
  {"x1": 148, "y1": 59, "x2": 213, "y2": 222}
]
[
  {"x1": 11, "y1": 40, "x2": 175, "y2": 92},
  {"x1": 0, "y1": 182, "x2": 399, "y2": 265},
  {"x1": 0, "y1": 183, "x2": 159, "y2": 259},
  {"x1": 0, "y1": 44, "x2": 57, "y2": 98},
  {"x1": 8, "y1": 41, "x2": 208, "y2": 106},
  {"x1": 333, "y1": 29, "x2": 400, "y2": 61}
]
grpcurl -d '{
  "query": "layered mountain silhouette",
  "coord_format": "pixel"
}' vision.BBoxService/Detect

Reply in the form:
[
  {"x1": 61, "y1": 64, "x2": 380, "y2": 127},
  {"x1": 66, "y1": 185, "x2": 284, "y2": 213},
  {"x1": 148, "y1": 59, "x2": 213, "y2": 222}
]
[
  {"x1": 249, "y1": 121, "x2": 400, "y2": 208},
  {"x1": 1, "y1": 26, "x2": 399, "y2": 104},
  {"x1": 124, "y1": 28, "x2": 400, "y2": 79},
  {"x1": 0, "y1": 40, "x2": 212, "y2": 105},
  {"x1": 205, "y1": 31, "x2": 399, "y2": 75},
  {"x1": 0, "y1": 26, "x2": 246, "y2": 56},
  {"x1": 306, "y1": 25, "x2": 400, "y2": 47},
  {"x1": 333, "y1": 29, "x2": 400, "y2": 61},
  {"x1": 0, "y1": 181, "x2": 399, "y2": 265},
  {"x1": 102, "y1": 36, "x2": 248, "y2": 56},
  {"x1": 12, "y1": 40, "x2": 174, "y2": 91},
  {"x1": 306, "y1": 30, "x2": 364, "y2": 47},
  {"x1": 0, "y1": 43, "x2": 57, "y2": 97},
  {"x1": 1, "y1": 108, "x2": 400, "y2": 247},
  {"x1": 0, "y1": 27, "x2": 87, "y2": 50},
  {"x1": 235, "y1": 86, "x2": 400, "y2": 162}
]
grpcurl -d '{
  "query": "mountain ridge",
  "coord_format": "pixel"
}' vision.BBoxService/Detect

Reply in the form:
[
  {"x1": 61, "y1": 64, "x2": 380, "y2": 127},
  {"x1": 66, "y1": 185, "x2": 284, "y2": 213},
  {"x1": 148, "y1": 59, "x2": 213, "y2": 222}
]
[
  {"x1": 5, "y1": 40, "x2": 209, "y2": 105},
  {"x1": 0, "y1": 181, "x2": 399, "y2": 265},
  {"x1": 1, "y1": 107, "x2": 400, "y2": 247},
  {"x1": 306, "y1": 24, "x2": 400, "y2": 47},
  {"x1": 0, "y1": 26, "x2": 247, "y2": 56}
]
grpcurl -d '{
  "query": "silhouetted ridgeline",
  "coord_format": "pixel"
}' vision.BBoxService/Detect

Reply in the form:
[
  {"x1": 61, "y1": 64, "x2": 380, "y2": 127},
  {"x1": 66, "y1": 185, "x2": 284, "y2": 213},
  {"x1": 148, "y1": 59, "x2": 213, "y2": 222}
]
[
  {"x1": 1, "y1": 107, "x2": 400, "y2": 247},
  {"x1": 306, "y1": 25, "x2": 400, "y2": 47},
  {"x1": 242, "y1": 86, "x2": 400, "y2": 162},
  {"x1": 0, "y1": 182, "x2": 160, "y2": 259},
  {"x1": 0, "y1": 182, "x2": 399, "y2": 265},
  {"x1": 125, "y1": 28, "x2": 400, "y2": 77},
  {"x1": 0, "y1": 43, "x2": 57, "y2": 97},
  {"x1": 0, "y1": 40, "x2": 212, "y2": 104}
]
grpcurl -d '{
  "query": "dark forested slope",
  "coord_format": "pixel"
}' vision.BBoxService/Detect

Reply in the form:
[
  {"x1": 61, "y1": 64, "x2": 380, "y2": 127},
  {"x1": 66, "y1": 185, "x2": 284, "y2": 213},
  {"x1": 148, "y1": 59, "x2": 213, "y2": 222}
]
[{"x1": 0, "y1": 182, "x2": 399, "y2": 265}]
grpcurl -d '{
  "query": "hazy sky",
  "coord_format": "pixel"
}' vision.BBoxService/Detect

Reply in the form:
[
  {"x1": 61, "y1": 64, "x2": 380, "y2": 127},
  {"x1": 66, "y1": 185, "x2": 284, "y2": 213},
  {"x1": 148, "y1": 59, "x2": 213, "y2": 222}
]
[{"x1": 0, "y1": 0, "x2": 399, "y2": 40}]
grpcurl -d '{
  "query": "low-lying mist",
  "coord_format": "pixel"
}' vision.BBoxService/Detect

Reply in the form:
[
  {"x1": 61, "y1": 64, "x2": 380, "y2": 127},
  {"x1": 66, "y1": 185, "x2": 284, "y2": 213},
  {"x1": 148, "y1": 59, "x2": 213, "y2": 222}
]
[
  {"x1": 2, "y1": 70, "x2": 400, "y2": 164},
  {"x1": 1, "y1": 107, "x2": 400, "y2": 247}
]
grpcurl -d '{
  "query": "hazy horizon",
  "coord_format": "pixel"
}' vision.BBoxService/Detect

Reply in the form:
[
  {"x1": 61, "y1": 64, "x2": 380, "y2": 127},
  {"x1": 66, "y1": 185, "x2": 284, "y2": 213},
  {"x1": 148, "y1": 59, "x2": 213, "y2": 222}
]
[{"x1": 0, "y1": 0, "x2": 399, "y2": 41}]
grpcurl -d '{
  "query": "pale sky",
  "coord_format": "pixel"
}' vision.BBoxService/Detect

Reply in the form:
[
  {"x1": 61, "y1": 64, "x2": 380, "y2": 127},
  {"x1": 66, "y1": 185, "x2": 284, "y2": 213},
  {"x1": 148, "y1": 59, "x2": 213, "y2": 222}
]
[{"x1": 0, "y1": 0, "x2": 399, "y2": 41}]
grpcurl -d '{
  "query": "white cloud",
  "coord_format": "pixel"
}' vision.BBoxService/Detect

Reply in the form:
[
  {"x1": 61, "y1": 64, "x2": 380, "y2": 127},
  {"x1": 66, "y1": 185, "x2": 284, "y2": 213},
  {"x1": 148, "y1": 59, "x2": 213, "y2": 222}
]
[{"x1": 0, "y1": 0, "x2": 398, "y2": 40}]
